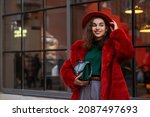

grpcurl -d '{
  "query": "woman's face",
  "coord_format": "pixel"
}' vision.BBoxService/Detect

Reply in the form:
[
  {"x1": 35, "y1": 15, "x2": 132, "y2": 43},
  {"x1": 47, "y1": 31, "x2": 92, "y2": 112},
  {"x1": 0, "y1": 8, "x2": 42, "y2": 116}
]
[{"x1": 92, "y1": 18, "x2": 108, "y2": 40}]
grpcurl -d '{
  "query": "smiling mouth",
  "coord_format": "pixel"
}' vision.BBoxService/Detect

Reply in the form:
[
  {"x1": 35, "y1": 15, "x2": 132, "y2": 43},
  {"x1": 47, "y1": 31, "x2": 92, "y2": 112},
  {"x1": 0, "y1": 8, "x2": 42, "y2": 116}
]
[{"x1": 95, "y1": 32, "x2": 101, "y2": 34}]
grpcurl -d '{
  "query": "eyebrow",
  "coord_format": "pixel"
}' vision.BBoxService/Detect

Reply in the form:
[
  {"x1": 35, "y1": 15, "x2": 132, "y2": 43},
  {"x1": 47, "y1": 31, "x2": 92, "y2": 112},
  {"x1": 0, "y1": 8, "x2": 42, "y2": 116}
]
[{"x1": 92, "y1": 22, "x2": 105, "y2": 25}]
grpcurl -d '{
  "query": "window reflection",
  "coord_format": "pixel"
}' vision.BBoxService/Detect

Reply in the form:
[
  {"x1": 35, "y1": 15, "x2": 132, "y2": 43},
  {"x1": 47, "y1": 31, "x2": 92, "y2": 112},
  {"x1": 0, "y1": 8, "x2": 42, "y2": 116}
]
[
  {"x1": 24, "y1": 53, "x2": 42, "y2": 89},
  {"x1": 45, "y1": 0, "x2": 66, "y2": 8},
  {"x1": 13, "y1": 51, "x2": 67, "y2": 91},
  {"x1": 14, "y1": 53, "x2": 22, "y2": 88},
  {"x1": 45, "y1": 55, "x2": 65, "y2": 90},
  {"x1": 136, "y1": 48, "x2": 150, "y2": 97},
  {"x1": 4, "y1": 0, "x2": 21, "y2": 13},
  {"x1": 3, "y1": 53, "x2": 16, "y2": 88}
]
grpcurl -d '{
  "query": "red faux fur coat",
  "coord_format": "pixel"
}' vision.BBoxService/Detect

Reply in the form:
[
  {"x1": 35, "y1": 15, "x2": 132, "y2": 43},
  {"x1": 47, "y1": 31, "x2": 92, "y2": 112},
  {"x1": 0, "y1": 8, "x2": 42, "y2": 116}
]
[{"x1": 60, "y1": 29, "x2": 134, "y2": 100}]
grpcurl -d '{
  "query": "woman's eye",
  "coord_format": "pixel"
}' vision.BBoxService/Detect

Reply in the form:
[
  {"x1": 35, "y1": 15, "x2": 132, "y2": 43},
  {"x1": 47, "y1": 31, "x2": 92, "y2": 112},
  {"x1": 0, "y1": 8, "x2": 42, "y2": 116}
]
[
  {"x1": 92, "y1": 24, "x2": 97, "y2": 27},
  {"x1": 92, "y1": 23, "x2": 104, "y2": 27}
]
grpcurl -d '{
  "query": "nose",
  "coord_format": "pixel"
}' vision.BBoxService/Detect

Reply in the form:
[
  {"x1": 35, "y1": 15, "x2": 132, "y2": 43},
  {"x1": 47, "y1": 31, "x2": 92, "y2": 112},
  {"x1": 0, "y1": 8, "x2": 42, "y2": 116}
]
[{"x1": 95, "y1": 25, "x2": 100, "y2": 29}]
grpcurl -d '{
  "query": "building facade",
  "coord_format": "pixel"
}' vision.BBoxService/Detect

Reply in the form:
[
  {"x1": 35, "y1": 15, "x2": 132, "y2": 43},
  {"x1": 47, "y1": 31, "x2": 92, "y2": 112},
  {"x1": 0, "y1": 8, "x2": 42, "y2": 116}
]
[{"x1": 0, "y1": 0, "x2": 150, "y2": 99}]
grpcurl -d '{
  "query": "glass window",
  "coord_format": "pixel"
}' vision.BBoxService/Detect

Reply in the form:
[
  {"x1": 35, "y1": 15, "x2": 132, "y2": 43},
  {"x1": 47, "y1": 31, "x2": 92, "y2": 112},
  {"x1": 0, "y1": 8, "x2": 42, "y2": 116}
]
[
  {"x1": 121, "y1": 60, "x2": 133, "y2": 96},
  {"x1": 3, "y1": 12, "x2": 43, "y2": 51},
  {"x1": 3, "y1": 15, "x2": 22, "y2": 51},
  {"x1": 135, "y1": 48, "x2": 150, "y2": 97},
  {"x1": 3, "y1": 2, "x2": 67, "y2": 91},
  {"x1": 44, "y1": 8, "x2": 67, "y2": 91},
  {"x1": 23, "y1": 12, "x2": 43, "y2": 51},
  {"x1": 23, "y1": 0, "x2": 43, "y2": 12},
  {"x1": 45, "y1": 8, "x2": 67, "y2": 49},
  {"x1": 45, "y1": 51, "x2": 67, "y2": 91},
  {"x1": 71, "y1": 5, "x2": 86, "y2": 42},
  {"x1": 45, "y1": 0, "x2": 66, "y2": 8},
  {"x1": 4, "y1": 0, "x2": 21, "y2": 14},
  {"x1": 23, "y1": 52, "x2": 43, "y2": 90},
  {"x1": 136, "y1": 0, "x2": 150, "y2": 46},
  {"x1": 3, "y1": 53, "x2": 17, "y2": 88},
  {"x1": 3, "y1": 52, "x2": 44, "y2": 90}
]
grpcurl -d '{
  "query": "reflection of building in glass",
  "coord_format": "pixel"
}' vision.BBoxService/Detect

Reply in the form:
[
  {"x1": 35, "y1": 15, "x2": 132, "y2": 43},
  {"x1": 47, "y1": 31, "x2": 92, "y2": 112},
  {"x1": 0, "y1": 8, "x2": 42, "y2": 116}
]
[
  {"x1": 41, "y1": 30, "x2": 60, "y2": 78},
  {"x1": 41, "y1": 30, "x2": 59, "y2": 60},
  {"x1": 14, "y1": 27, "x2": 27, "y2": 38},
  {"x1": 45, "y1": 33, "x2": 59, "y2": 60}
]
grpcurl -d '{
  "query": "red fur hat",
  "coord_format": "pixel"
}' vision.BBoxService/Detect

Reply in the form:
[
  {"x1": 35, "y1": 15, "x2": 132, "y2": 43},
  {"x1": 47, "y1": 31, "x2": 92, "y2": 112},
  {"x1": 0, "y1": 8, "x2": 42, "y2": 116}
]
[{"x1": 82, "y1": 11, "x2": 114, "y2": 29}]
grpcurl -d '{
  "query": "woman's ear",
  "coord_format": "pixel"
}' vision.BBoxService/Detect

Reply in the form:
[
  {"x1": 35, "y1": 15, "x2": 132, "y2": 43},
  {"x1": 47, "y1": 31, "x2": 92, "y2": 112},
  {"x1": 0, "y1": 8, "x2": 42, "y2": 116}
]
[{"x1": 105, "y1": 26, "x2": 108, "y2": 32}]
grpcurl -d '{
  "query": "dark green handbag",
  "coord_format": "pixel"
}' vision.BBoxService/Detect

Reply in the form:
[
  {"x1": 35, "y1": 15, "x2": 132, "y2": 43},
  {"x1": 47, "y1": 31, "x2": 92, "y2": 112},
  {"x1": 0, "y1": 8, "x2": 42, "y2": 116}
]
[{"x1": 74, "y1": 61, "x2": 92, "y2": 80}]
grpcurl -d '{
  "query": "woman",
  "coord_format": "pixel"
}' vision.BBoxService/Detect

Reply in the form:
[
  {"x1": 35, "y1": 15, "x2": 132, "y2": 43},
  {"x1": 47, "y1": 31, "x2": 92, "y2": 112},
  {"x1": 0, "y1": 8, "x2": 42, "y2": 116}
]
[{"x1": 60, "y1": 11, "x2": 134, "y2": 100}]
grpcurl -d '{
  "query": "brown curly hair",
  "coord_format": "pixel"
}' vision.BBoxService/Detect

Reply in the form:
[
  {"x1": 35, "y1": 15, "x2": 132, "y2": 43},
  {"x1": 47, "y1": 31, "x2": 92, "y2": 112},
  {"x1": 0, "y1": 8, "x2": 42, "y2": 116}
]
[{"x1": 82, "y1": 17, "x2": 111, "y2": 50}]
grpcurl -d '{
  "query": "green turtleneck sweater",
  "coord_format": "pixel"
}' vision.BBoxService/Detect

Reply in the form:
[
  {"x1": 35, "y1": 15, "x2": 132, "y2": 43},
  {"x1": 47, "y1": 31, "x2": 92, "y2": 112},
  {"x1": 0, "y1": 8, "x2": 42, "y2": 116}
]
[{"x1": 84, "y1": 41, "x2": 102, "y2": 76}]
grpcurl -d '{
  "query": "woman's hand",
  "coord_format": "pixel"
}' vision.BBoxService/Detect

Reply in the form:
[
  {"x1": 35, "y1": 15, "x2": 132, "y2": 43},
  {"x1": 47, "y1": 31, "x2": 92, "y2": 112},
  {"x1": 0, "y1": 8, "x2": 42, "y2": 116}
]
[
  {"x1": 74, "y1": 74, "x2": 89, "y2": 86},
  {"x1": 110, "y1": 20, "x2": 118, "y2": 31}
]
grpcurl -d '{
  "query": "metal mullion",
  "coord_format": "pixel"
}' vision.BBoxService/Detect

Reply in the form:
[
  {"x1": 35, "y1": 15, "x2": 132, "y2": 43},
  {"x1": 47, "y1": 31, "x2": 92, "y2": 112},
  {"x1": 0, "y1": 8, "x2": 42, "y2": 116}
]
[
  {"x1": 134, "y1": 45, "x2": 150, "y2": 48},
  {"x1": 21, "y1": 0, "x2": 25, "y2": 89},
  {"x1": 1, "y1": 0, "x2": 4, "y2": 90},
  {"x1": 43, "y1": 0, "x2": 46, "y2": 90},
  {"x1": 67, "y1": 0, "x2": 71, "y2": 59},
  {"x1": 70, "y1": 0, "x2": 100, "y2": 6},
  {"x1": 131, "y1": 0, "x2": 136, "y2": 97},
  {"x1": 98, "y1": 0, "x2": 101, "y2": 11}
]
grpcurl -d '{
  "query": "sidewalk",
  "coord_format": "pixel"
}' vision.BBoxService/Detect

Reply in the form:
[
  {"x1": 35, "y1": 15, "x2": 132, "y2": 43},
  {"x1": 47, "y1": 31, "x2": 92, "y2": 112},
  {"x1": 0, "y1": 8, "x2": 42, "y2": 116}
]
[
  {"x1": 0, "y1": 93, "x2": 51, "y2": 100},
  {"x1": 1, "y1": 92, "x2": 149, "y2": 100}
]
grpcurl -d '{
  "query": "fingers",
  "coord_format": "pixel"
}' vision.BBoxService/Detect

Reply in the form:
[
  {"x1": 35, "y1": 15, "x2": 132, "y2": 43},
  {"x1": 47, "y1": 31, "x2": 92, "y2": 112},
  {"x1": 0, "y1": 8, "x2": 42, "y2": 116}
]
[
  {"x1": 74, "y1": 75, "x2": 89, "y2": 86},
  {"x1": 109, "y1": 20, "x2": 118, "y2": 31},
  {"x1": 75, "y1": 73, "x2": 82, "y2": 79}
]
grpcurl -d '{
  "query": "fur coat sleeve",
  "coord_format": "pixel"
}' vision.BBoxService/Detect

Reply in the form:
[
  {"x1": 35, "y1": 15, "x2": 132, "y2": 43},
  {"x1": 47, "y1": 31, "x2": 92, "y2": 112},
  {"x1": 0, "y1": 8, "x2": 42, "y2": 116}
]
[
  {"x1": 60, "y1": 40, "x2": 87, "y2": 99},
  {"x1": 60, "y1": 59, "x2": 79, "y2": 90},
  {"x1": 110, "y1": 29, "x2": 134, "y2": 63}
]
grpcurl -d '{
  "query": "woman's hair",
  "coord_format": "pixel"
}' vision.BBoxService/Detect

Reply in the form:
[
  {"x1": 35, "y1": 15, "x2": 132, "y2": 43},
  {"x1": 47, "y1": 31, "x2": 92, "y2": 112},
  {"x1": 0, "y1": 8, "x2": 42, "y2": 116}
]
[{"x1": 82, "y1": 17, "x2": 111, "y2": 50}]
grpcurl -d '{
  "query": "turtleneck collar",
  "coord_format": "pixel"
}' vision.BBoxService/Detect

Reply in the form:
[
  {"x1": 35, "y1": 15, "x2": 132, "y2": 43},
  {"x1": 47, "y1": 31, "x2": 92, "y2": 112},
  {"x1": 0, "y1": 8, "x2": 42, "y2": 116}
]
[{"x1": 93, "y1": 38, "x2": 100, "y2": 46}]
